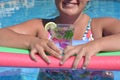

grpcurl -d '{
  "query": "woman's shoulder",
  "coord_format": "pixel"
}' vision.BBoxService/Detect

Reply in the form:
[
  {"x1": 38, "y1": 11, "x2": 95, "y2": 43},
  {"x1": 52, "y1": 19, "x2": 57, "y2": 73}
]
[
  {"x1": 92, "y1": 17, "x2": 118, "y2": 23},
  {"x1": 91, "y1": 17, "x2": 119, "y2": 27}
]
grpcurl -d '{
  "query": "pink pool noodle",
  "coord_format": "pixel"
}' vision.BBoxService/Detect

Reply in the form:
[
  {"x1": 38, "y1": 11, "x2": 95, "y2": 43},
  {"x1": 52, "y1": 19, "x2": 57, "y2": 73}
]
[{"x1": 0, "y1": 52, "x2": 120, "y2": 70}]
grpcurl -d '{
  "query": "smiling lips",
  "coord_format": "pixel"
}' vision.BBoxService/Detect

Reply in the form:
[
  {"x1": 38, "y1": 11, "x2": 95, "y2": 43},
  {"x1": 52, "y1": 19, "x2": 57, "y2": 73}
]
[{"x1": 63, "y1": 1, "x2": 79, "y2": 8}]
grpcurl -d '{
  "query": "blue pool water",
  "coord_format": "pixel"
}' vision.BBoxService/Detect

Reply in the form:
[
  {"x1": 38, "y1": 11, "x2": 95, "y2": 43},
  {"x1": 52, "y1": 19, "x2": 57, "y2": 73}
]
[
  {"x1": 0, "y1": 0, "x2": 120, "y2": 80},
  {"x1": 0, "y1": 0, "x2": 58, "y2": 28},
  {"x1": 85, "y1": 0, "x2": 120, "y2": 19},
  {"x1": 0, "y1": 0, "x2": 120, "y2": 28}
]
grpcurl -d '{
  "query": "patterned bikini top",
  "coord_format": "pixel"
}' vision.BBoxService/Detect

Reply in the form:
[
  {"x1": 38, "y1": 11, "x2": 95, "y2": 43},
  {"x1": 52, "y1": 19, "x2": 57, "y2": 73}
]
[{"x1": 82, "y1": 18, "x2": 93, "y2": 41}]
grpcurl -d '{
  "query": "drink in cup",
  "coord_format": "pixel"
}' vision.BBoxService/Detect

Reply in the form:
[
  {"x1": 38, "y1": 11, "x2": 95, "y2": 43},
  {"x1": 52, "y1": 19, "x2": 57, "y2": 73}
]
[{"x1": 45, "y1": 22, "x2": 74, "y2": 50}]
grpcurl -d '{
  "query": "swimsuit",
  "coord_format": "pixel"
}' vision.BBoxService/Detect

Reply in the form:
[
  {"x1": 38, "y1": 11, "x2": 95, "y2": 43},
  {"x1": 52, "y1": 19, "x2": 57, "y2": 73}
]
[{"x1": 82, "y1": 18, "x2": 93, "y2": 41}]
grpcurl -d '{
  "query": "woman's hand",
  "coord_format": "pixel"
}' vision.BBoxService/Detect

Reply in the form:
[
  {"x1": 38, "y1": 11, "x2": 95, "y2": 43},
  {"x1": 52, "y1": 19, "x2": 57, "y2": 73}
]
[
  {"x1": 61, "y1": 41, "x2": 100, "y2": 69},
  {"x1": 29, "y1": 38, "x2": 62, "y2": 64}
]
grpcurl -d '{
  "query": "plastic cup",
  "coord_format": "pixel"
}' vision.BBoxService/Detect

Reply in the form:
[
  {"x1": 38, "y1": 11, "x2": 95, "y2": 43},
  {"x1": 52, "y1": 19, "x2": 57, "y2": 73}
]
[{"x1": 49, "y1": 24, "x2": 74, "y2": 50}]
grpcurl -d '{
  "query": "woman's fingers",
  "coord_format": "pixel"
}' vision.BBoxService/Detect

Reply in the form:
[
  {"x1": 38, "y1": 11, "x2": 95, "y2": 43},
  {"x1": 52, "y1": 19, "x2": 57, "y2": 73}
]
[
  {"x1": 48, "y1": 40, "x2": 62, "y2": 54},
  {"x1": 29, "y1": 38, "x2": 63, "y2": 63},
  {"x1": 72, "y1": 50, "x2": 84, "y2": 69},
  {"x1": 60, "y1": 49, "x2": 76, "y2": 65},
  {"x1": 30, "y1": 48, "x2": 38, "y2": 61},
  {"x1": 37, "y1": 47, "x2": 50, "y2": 64},
  {"x1": 45, "y1": 45, "x2": 62, "y2": 59},
  {"x1": 30, "y1": 47, "x2": 50, "y2": 64},
  {"x1": 82, "y1": 54, "x2": 91, "y2": 69},
  {"x1": 83, "y1": 52, "x2": 95, "y2": 69}
]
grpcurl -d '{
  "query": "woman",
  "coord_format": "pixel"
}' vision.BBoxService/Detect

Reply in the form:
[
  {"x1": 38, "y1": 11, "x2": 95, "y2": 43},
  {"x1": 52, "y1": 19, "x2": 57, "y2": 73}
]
[
  {"x1": 0, "y1": 0, "x2": 119, "y2": 79},
  {"x1": 39, "y1": 0, "x2": 119, "y2": 79}
]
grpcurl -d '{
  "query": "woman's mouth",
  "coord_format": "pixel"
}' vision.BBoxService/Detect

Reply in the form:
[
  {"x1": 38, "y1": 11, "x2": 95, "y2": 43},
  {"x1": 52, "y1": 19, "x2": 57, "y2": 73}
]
[{"x1": 63, "y1": 1, "x2": 79, "y2": 8}]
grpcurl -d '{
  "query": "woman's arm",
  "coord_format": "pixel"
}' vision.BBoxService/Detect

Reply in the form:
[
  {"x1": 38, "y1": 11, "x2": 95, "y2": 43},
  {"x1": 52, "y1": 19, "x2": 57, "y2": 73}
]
[
  {"x1": 0, "y1": 19, "x2": 61, "y2": 63},
  {"x1": 61, "y1": 18, "x2": 120, "y2": 69},
  {"x1": 91, "y1": 17, "x2": 120, "y2": 39},
  {"x1": 7, "y1": 19, "x2": 48, "y2": 39},
  {"x1": 0, "y1": 28, "x2": 36, "y2": 48}
]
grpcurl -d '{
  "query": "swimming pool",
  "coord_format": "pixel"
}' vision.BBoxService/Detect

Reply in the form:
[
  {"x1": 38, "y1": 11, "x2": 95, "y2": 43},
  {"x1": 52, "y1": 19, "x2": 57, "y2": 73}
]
[
  {"x1": 0, "y1": 0, "x2": 59, "y2": 28},
  {"x1": 0, "y1": 0, "x2": 120, "y2": 80},
  {"x1": 0, "y1": 0, "x2": 120, "y2": 28}
]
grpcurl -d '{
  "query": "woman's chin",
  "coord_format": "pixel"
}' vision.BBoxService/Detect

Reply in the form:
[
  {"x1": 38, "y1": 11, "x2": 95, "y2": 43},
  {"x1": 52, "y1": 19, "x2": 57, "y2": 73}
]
[{"x1": 63, "y1": 10, "x2": 80, "y2": 16}]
